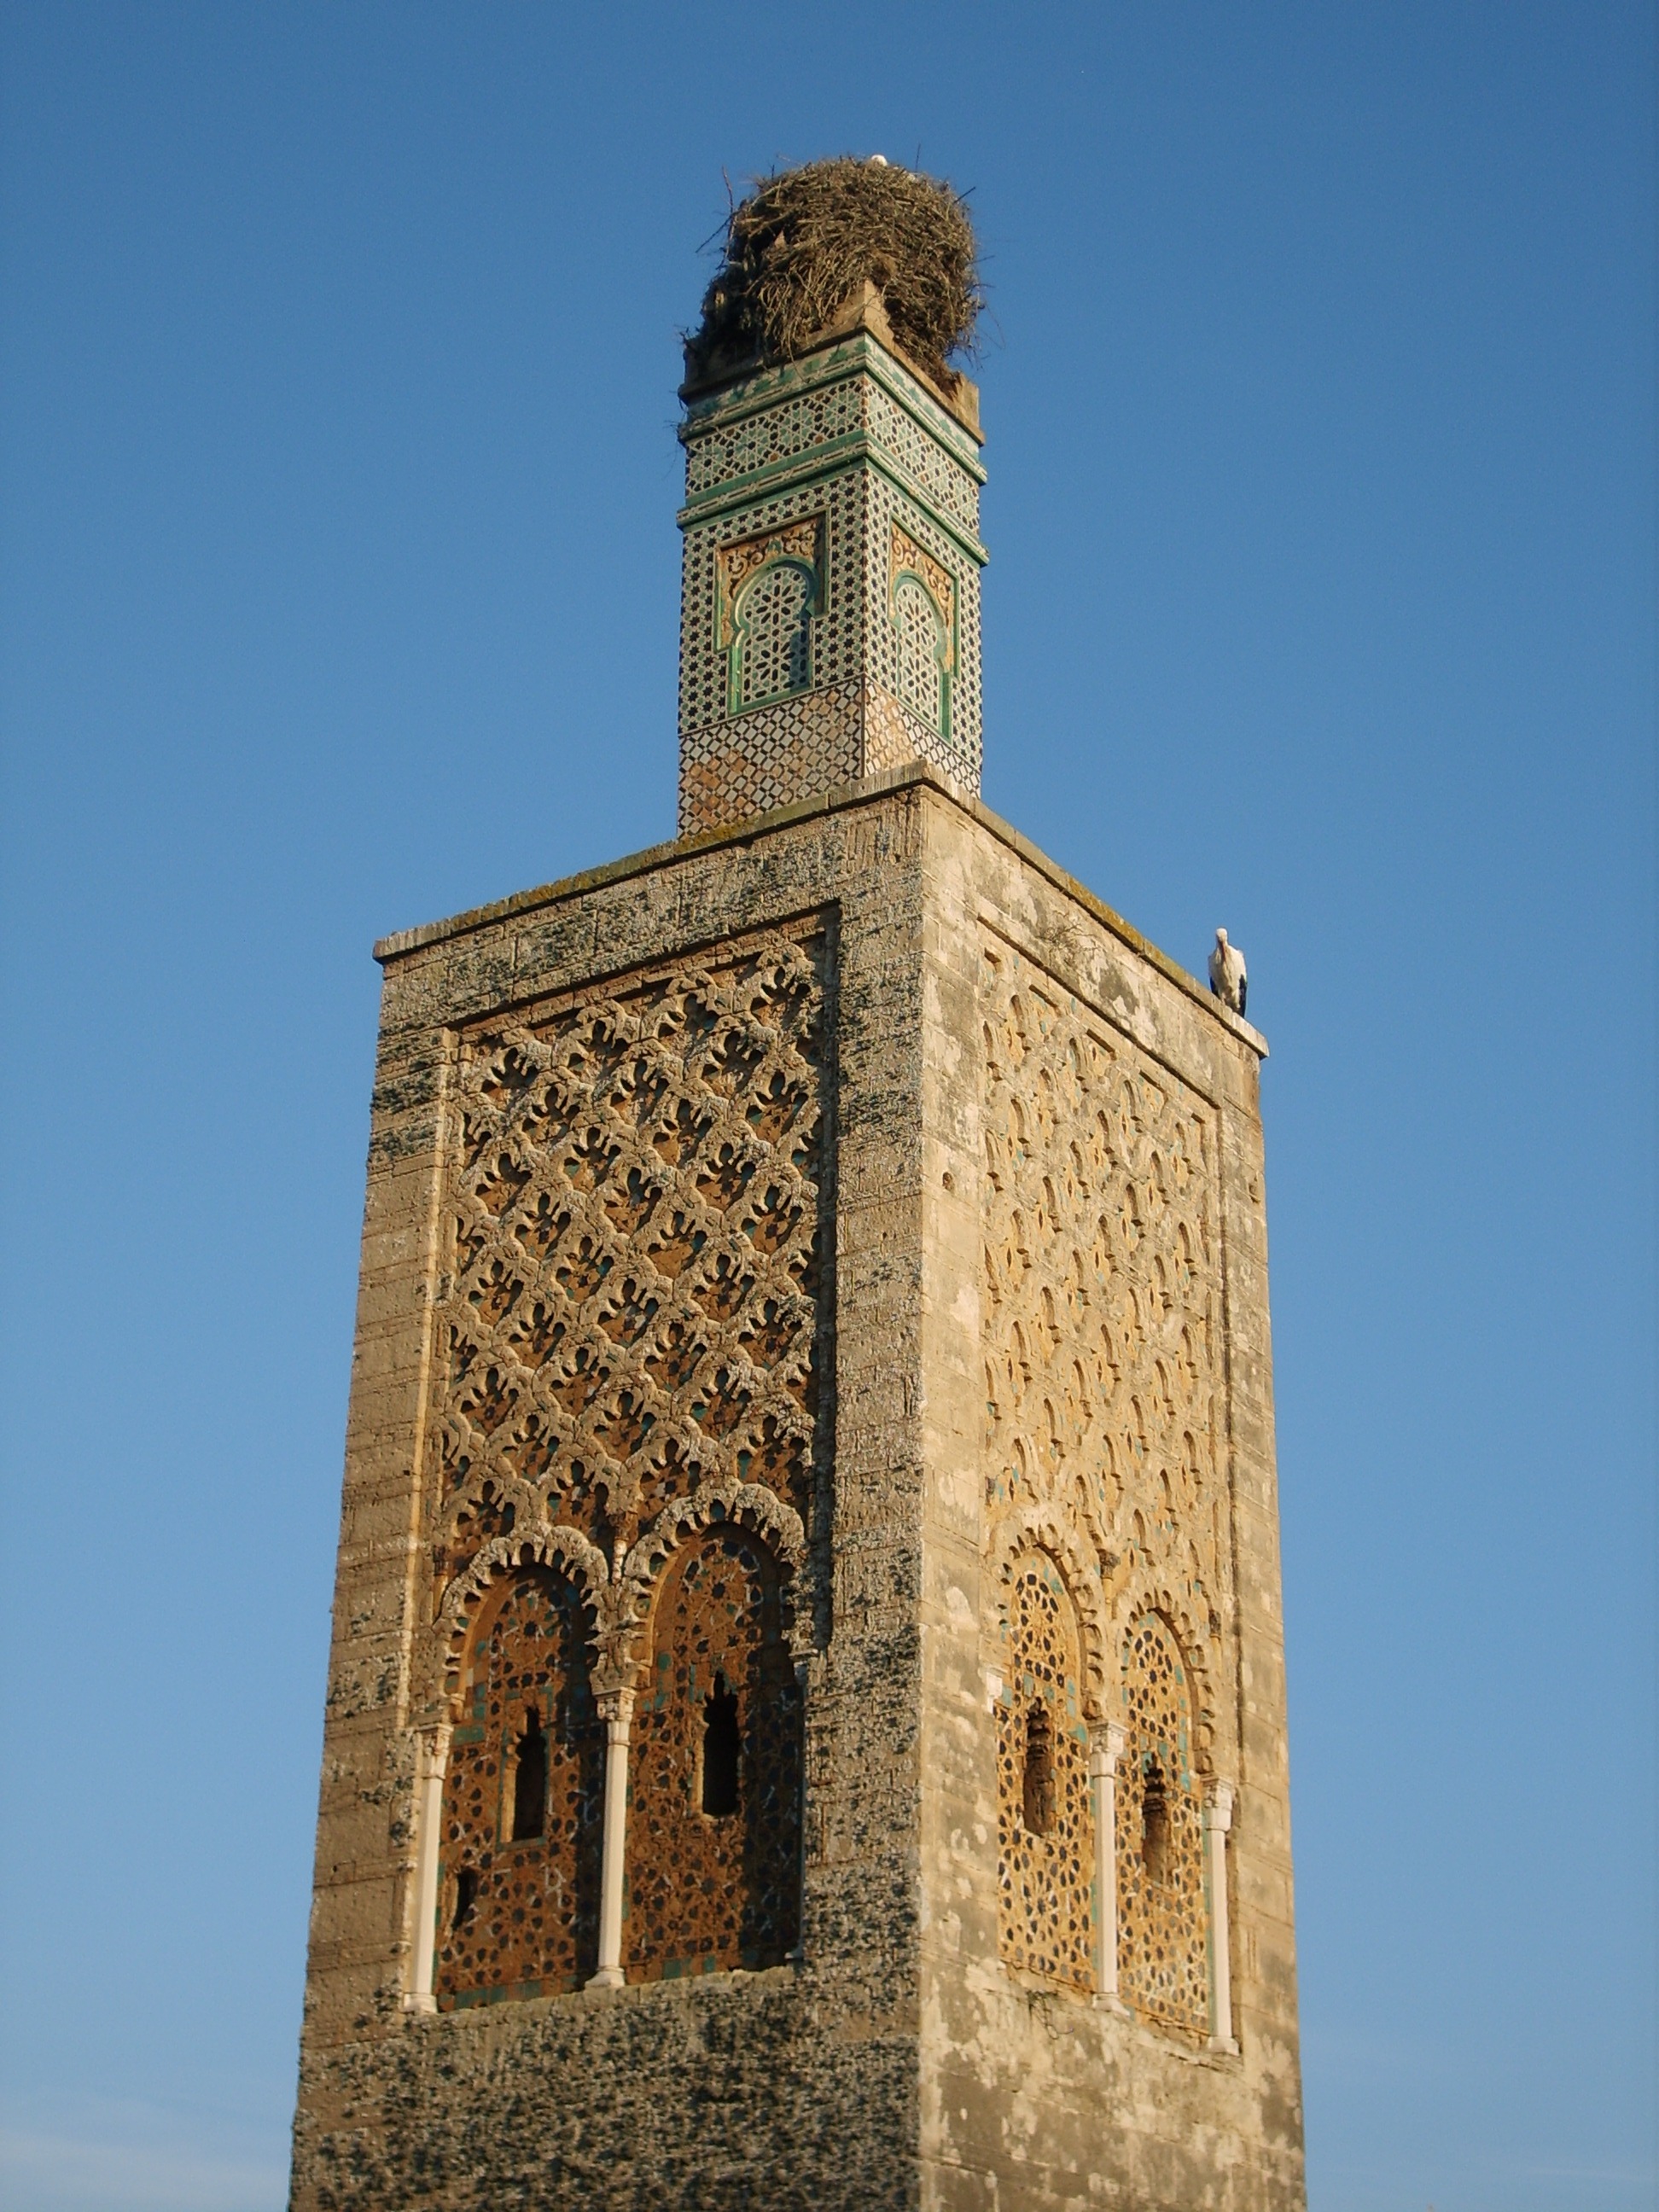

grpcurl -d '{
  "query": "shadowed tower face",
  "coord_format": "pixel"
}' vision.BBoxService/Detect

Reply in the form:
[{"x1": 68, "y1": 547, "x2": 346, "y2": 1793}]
[{"x1": 288, "y1": 158, "x2": 1305, "y2": 2212}]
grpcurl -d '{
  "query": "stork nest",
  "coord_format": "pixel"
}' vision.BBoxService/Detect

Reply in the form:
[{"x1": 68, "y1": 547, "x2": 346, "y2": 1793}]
[{"x1": 687, "y1": 157, "x2": 981, "y2": 387}]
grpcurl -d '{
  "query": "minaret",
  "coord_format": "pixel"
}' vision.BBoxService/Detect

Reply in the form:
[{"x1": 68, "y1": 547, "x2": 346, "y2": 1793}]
[
  {"x1": 289, "y1": 159, "x2": 1305, "y2": 2212},
  {"x1": 677, "y1": 276, "x2": 986, "y2": 833}
]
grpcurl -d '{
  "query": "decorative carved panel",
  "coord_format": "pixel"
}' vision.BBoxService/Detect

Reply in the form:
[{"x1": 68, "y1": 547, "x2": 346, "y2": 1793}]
[
  {"x1": 995, "y1": 1550, "x2": 1094, "y2": 1988},
  {"x1": 981, "y1": 937, "x2": 1228, "y2": 1661},
  {"x1": 1116, "y1": 1612, "x2": 1208, "y2": 2033},
  {"x1": 625, "y1": 1523, "x2": 802, "y2": 1976},
  {"x1": 429, "y1": 926, "x2": 830, "y2": 1613},
  {"x1": 434, "y1": 1565, "x2": 602, "y2": 2005},
  {"x1": 981, "y1": 936, "x2": 1230, "y2": 2028}
]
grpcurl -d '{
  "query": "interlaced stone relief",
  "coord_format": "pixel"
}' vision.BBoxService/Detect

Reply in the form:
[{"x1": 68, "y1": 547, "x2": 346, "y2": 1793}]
[
  {"x1": 434, "y1": 1564, "x2": 603, "y2": 2005},
  {"x1": 1116, "y1": 1612, "x2": 1208, "y2": 2033},
  {"x1": 626, "y1": 1522, "x2": 802, "y2": 1976},
  {"x1": 429, "y1": 925, "x2": 829, "y2": 1621},
  {"x1": 994, "y1": 1550, "x2": 1094, "y2": 1988},
  {"x1": 981, "y1": 938, "x2": 1230, "y2": 2021}
]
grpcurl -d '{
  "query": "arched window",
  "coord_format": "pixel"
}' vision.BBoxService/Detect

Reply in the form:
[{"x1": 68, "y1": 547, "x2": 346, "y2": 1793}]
[
  {"x1": 434, "y1": 1565, "x2": 602, "y2": 2005},
  {"x1": 1116, "y1": 1612, "x2": 1208, "y2": 2033},
  {"x1": 733, "y1": 559, "x2": 814, "y2": 708},
  {"x1": 625, "y1": 1524, "x2": 801, "y2": 1978},
  {"x1": 893, "y1": 571, "x2": 946, "y2": 734},
  {"x1": 996, "y1": 1551, "x2": 1094, "y2": 1988}
]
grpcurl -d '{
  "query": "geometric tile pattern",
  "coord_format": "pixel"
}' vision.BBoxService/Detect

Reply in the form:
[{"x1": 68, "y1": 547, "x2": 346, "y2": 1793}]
[{"x1": 678, "y1": 329, "x2": 985, "y2": 834}]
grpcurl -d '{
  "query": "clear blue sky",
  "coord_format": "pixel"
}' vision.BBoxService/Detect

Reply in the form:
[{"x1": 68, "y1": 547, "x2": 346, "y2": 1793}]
[{"x1": 1, "y1": 6, "x2": 1651, "y2": 2209}]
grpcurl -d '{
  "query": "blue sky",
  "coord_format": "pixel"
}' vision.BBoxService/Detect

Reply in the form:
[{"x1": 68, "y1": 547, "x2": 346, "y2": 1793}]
[{"x1": 0, "y1": 5, "x2": 1651, "y2": 2209}]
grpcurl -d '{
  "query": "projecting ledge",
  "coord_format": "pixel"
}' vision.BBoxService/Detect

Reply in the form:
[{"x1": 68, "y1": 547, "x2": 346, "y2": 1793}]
[{"x1": 370, "y1": 762, "x2": 1268, "y2": 1060}]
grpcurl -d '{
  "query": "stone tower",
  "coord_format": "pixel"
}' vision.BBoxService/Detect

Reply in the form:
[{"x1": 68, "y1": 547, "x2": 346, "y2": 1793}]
[{"x1": 289, "y1": 160, "x2": 1305, "y2": 2211}]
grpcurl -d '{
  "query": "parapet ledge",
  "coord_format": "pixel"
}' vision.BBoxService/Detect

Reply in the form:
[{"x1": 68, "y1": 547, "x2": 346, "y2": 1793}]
[{"x1": 372, "y1": 760, "x2": 1268, "y2": 1062}]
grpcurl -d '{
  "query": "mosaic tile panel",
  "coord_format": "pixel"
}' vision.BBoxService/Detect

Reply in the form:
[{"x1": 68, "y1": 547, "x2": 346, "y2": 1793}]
[
  {"x1": 677, "y1": 337, "x2": 984, "y2": 833},
  {"x1": 684, "y1": 377, "x2": 865, "y2": 501},
  {"x1": 624, "y1": 1523, "x2": 803, "y2": 1976},
  {"x1": 864, "y1": 378, "x2": 981, "y2": 533},
  {"x1": 680, "y1": 478, "x2": 864, "y2": 740},
  {"x1": 434, "y1": 1565, "x2": 602, "y2": 2005},
  {"x1": 864, "y1": 474, "x2": 977, "y2": 780}
]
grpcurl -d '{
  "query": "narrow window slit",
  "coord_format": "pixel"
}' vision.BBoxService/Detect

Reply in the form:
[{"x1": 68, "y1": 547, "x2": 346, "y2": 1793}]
[
  {"x1": 509, "y1": 1705, "x2": 548, "y2": 1841},
  {"x1": 452, "y1": 1867, "x2": 479, "y2": 1930},
  {"x1": 701, "y1": 1672, "x2": 741, "y2": 1817},
  {"x1": 1141, "y1": 1755, "x2": 1170, "y2": 1883},
  {"x1": 1022, "y1": 1702, "x2": 1056, "y2": 1836}
]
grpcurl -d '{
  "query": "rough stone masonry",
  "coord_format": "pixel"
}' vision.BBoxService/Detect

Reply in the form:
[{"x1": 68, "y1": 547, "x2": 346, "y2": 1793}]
[{"x1": 288, "y1": 160, "x2": 1306, "y2": 2211}]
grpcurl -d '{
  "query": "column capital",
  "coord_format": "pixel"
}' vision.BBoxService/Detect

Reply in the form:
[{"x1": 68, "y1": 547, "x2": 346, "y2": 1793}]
[
  {"x1": 595, "y1": 1684, "x2": 637, "y2": 1727},
  {"x1": 1204, "y1": 1782, "x2": 1235, "y2": 1832},
  {"x1": 1089, "y1": 1719, "x2": 1128, "y2": 1770}
]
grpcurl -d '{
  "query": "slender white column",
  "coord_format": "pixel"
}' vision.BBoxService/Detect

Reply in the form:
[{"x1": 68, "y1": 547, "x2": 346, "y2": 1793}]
[
  {"x1": 1205, "y1": 1782, "x2": 1237, "y2": 2052},
  {"x1": 587, "y1": 1687, "x2": 635, "y2": 1990},
  {"x1": 404, "y1": 1722, "x2": 451, "y2": 2014},
  {"x1": 1090, "y1": 1720, "x2": 1128, "y2": 2011}
]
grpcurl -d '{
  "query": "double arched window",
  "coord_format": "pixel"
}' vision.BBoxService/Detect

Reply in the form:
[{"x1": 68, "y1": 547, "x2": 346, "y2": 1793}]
[
  {"x1": 429, "y1": 1523, "x2": 800, "y2": 2007},
  {"x1": 992, "y1": 1562, "x2": 1232, "y2": 2046}
]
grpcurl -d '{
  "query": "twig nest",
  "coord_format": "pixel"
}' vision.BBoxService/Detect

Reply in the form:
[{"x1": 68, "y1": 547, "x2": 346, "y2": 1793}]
[{"x1": 688, "y1": 157, "x2": 982, "y2": 387}]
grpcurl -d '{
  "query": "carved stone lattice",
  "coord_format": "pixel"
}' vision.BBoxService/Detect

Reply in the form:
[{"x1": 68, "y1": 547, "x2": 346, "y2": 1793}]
[
  {"x1": 981, "y1": 939, "x2": 1230, "y2": 2026},
  {"x1": 429, "y1": 928, "x2": 828, "y2": 1620},
  {"x1": 995, "y1": 1551, "x2": 1094, "y2": 1988},
  {"x1": 1116, "y1": 1613, "x2": 1208, "y2": 2033},
  {"x1": 981, "y1": 940, "x2": 1227, "y2": 1662},
  {"x1": 434, "y1": 1566, "x2": 603, "y2": 2005},
  {"x1": 625, "y1": 1523, "x2": 802, "y2": 1975}
]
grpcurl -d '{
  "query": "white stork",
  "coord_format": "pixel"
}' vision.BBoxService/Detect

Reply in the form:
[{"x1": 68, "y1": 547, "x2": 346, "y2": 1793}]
[{"x1": 1208, "y1": 928, "x2": 1248, "y2": 1016}]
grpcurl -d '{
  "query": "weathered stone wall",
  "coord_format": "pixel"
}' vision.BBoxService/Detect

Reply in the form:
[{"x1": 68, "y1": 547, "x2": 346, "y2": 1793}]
[
  {"x1": 293, "y1": 776, "x2": 935, "y2": 2209},
  {"x1": 915, "y1": 797, "x2": 1302, "y2": 2209},
  {"x1": 289, "y1": 765, "x2": 1302, "y2": 2210}
]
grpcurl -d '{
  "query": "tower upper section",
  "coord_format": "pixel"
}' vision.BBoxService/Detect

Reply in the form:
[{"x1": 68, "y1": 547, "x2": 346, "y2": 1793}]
[{"x1": 675, "y1": 164, "x2": 987, "y2": 837}]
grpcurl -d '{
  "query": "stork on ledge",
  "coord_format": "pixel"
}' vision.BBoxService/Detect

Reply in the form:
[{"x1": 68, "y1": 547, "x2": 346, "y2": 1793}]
[{"x1": 1208, "y1": 928, "x2": 1247, "y2": 1016}]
